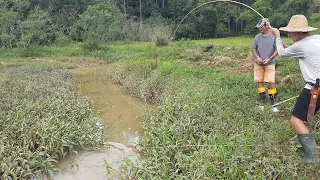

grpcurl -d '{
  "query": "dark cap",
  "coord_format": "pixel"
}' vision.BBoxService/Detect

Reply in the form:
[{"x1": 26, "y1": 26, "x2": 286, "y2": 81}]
[{"x1": 255, "y1": 18, "x2": 270, "y2": 28}]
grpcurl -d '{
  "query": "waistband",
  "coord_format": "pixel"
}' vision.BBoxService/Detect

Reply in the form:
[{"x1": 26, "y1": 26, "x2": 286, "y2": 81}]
[{"x1": 306, "y1": 82, "x2": 315, "y2": 86}]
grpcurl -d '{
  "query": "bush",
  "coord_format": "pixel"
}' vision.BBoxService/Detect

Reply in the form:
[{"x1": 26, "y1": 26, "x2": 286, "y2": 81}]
[
  {"x1": 155, "y1": 32, "x2": 170, "y2": 47},
  {"x1": 20, "y1": 47, "x2": 40, "y2": 57},
  {"x1": 54, "y1": 35, "x2": 73, "y2": 46},
  {"x1": 82, "y1": 39, "x2": 101, "y2": 52}
]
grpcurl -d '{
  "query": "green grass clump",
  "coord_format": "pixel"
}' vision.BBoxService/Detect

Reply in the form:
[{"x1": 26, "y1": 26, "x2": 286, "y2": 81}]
[{"x1": 0, "y1": 63, "x2": 105, "y2": 179}]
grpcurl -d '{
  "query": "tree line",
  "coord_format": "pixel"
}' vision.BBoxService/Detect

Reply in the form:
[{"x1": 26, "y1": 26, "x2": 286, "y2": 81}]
[{"x1": 0, "y1": 0, "x2": 315, "y2": 48}]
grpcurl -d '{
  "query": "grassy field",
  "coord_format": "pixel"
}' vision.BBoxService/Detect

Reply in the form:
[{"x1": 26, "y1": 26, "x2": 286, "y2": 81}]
[
  {"x1": 104, "y1": 37, "x2": 320, "y2": 179},
  {"x1": 0, "y1": 15, "x2": 319, "y2": 179}
]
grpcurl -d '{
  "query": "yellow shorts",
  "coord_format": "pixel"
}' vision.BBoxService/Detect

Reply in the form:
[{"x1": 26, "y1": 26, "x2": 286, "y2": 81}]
[{"x1": 254, "y1": 63, "x2": 275, "y2": 83}]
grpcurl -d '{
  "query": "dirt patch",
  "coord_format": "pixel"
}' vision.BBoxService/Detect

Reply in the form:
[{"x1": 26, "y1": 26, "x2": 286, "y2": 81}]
[
  {"x1": 200, "y1": 54, "x2": 253, "y2": 73},
  {"x1": 233, "y1": 60, "x2": 254, "y2": 74},
  {"x1": 201, "y1": 56, "x2": 231, "y2": 68},
  {"x1": 182, "y1": 48, "x2": 254, "y2": 74},
  {"x1": 232, "y1": 53, "x2": 254, "y2": 74}
]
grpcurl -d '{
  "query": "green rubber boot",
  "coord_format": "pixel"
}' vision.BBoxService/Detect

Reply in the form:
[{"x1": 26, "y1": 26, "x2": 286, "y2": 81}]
[{"x1": 298, "y1": 134, "x2": 319, "y2": 163}]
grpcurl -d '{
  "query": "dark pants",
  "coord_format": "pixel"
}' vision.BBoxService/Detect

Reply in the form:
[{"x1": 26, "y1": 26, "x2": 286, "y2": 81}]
[{"x1": 292, "y1": 88, "x2": 320, "y2": 122}]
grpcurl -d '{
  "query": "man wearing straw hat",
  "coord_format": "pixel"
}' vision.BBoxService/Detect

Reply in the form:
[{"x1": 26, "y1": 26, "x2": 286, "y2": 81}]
[{"x1": 270, "y1": 15, "x2": 320, "y2": 163}]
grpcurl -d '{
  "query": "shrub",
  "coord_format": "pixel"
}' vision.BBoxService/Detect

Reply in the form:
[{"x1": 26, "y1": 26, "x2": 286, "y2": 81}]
[
  {"x1": 155, "y1": 32, "x2": 170, "y2": 47},
  {"x1": 20, "y1": 47, "x2": 40, "y2": 57},
  {"x1": 54, "y1": 35, "x2": 73, "y2": 47},
  {"x1": 82, "y1": 39, "x2": 101, "y2": 52}
]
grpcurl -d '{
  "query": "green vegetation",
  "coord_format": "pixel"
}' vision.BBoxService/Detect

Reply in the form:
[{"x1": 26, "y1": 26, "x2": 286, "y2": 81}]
[
  {"x1": 0, "y1": 0, "x2": 316, "y2": 47},
  {"x1": 105, "y1": 38, "x2": 320, "y2": 179},
  {"x1": 310, "y1": 13, "x2": 320, "y2": 35},
  {"x1": 0, "y1": 11, "x2": 319, "y2": 180},
  {"x1": 0, "y1": 63, "x2": 105, "y2": 178}
]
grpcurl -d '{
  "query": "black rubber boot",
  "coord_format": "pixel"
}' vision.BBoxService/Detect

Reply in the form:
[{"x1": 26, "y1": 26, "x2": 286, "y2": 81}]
[
  {"x1": 259, "y1": 92, "x2": 267, "y2": 104},
  {"x1": 269, "y1": 93, "x2": 278, "y2": 106},
  {"x1": 298, "y1": 134, "x2": 319, "y2": 163}
]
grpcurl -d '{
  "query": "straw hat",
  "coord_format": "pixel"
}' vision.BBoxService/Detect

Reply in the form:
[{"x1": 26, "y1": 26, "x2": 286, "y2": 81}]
[{"x1": 279, "y1": 15, "x2": 318, "y2": 32}]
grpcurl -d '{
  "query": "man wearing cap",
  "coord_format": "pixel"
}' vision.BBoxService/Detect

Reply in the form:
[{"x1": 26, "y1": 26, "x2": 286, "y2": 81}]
[
  {"x1": 270, "y1": 14, "x2": 320, "y2": 163},
  {"x1": 252, "y1": 18, "x2": 279, "y2": 112}
]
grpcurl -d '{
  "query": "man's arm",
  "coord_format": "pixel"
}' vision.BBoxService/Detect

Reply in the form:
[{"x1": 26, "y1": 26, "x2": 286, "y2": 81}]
[
  {"x1": 267, "y1": 24, "x2": 287, "y2": 56},
  {"x1": 271, "y1": 49, "x2": 278, "y2": 59},
  {"x1": 282, "y1": 41, "x2": 288, "y2": 48},
  {"x1": 253, "y1": 48, "x2": 264, "y2": 64},
  {"x1": 270, "y1": 27, "x2": 304, "y2": 58},
  {"x1": 264, "y1": 49, "x2": 278, "y2": 64},
  {"x1": 270, "y1": 27, "x2": 280, "y2": 38}
]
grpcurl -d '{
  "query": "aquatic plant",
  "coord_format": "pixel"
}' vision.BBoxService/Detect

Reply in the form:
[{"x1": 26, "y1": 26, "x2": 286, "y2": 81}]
[{"x1": 0, "y1": 64, "x2": 105, "y2": 179}]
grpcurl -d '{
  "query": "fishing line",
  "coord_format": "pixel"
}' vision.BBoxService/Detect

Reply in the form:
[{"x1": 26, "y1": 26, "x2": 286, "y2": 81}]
[
  {"x1": 173, "y1": 0, "x2": 264, "y2": 37},
  {"x1": 173, "y1": 1, "x2": 297, "y2": 107}
]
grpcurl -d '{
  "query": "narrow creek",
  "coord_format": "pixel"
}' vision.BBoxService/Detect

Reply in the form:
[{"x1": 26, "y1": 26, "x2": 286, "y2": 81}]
[
  {"x1": 72, "y1": 65, "x2": 150, "y2": 147},
  {"x1": 54, "y1": 65, "x2": 149, "y2": 179}
]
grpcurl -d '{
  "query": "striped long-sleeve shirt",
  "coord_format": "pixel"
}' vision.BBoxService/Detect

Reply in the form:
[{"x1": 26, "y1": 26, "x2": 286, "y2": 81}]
[{"x1": 276, "y1": 35, "x2": 320, "y2": 89}]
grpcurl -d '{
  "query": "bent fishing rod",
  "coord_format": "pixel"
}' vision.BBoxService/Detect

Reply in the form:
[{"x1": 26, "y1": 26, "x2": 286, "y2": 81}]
[{"x1": 173, "y1": 0, "x2": 264, "y2": 37}]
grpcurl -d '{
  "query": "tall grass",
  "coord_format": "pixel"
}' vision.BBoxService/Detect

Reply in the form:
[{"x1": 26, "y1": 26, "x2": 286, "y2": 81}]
[{"x1": 0, "y1": 63, "x2": 105, "y2": 179}]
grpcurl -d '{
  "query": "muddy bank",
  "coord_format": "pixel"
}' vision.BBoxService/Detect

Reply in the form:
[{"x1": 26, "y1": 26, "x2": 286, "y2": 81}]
[{"x1": 54, "y1": 142, "x2": 138, "y2": 180}]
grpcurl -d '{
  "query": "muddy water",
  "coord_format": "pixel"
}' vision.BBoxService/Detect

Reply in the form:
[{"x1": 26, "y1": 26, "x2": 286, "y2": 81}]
[
  {"x1": 71, "y1": 65, "x2": 150, "y2": 147},
  {"x1": 53, "y1": 65, "x2": 148, "y2": 179}
]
